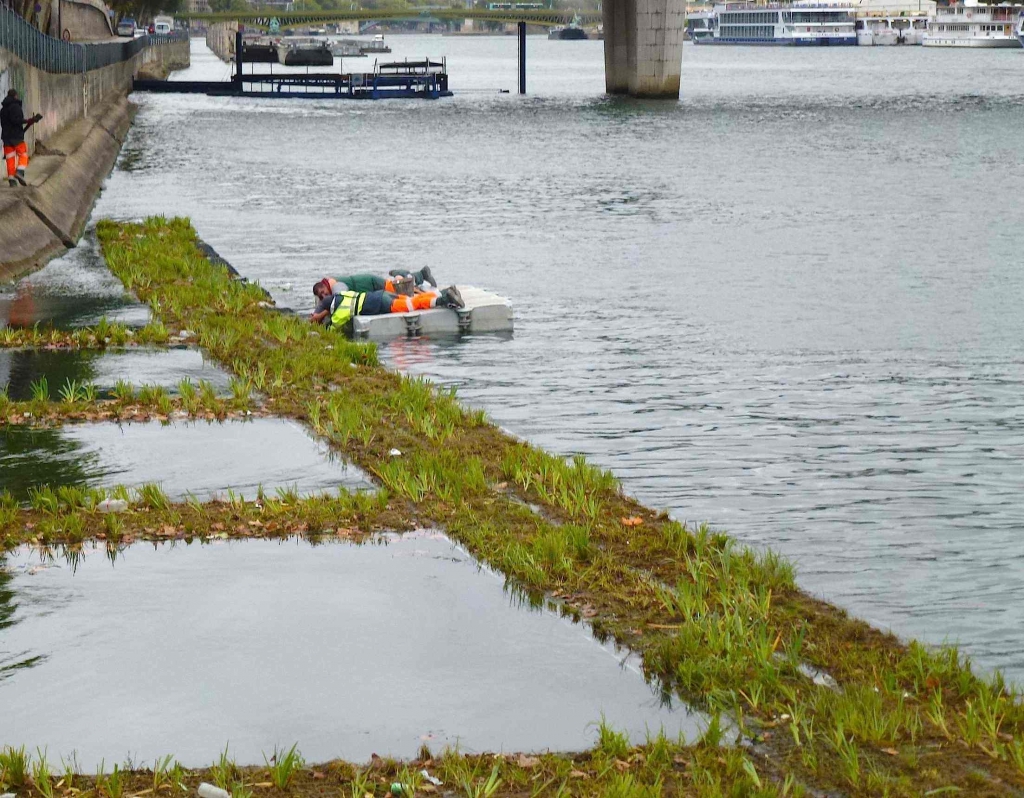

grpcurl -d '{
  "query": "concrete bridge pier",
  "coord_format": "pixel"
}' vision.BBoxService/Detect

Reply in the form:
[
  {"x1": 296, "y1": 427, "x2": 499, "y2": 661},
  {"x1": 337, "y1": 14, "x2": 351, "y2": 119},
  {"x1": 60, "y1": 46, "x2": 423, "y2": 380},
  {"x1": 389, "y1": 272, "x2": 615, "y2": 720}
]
[{"x1": 603, "y1": 0, "x2": 685, "y2": 99}]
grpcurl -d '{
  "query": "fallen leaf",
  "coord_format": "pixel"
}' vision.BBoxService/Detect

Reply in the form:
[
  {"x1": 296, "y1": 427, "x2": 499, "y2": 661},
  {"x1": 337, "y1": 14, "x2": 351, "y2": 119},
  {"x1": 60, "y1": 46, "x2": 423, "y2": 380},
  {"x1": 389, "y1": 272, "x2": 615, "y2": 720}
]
[
  {"x1": 882, "y1": 748, "x2": 899, "y2": 756},
  {"x1": 516, "y1": 755, "x2": 540, "y2": 769},
  {"x1": 569, "y1": 770, "x2": 587, "y2": 779},
  {"x1": 614, "y1": 760, "x2": 630, "y2": 772},
  {"x1": 312, "y1": 772, "x2": 326, "y2": 780},
  {"x1": 621, "y1": 516, "x2": 644, "y2": 527}
]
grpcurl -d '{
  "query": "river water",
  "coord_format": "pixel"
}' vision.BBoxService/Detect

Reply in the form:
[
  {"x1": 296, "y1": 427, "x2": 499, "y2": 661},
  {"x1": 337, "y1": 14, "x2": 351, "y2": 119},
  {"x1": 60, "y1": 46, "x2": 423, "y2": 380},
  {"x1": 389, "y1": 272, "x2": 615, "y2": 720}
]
[{"x1": 92, "y1": 37, "x2": 1024, "y2": 683}]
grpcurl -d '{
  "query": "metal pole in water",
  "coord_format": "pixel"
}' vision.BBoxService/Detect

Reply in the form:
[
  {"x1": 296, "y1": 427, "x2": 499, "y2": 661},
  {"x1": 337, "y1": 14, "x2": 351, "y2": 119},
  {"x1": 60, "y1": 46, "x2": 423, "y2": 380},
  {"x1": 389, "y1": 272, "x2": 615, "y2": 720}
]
[
  {"x1": 235, "y1": 29, "x2": 243, "y2": 91},
  {"x1": 518, "y1": 20, "x2": 526, "y2": 94}
]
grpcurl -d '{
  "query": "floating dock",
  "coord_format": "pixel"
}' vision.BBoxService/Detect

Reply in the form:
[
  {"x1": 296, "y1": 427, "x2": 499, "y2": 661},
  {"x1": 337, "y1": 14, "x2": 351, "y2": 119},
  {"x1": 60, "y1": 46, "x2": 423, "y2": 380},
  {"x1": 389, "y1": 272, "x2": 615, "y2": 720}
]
[
  {"x1": 133, "y1": 32, "x2": 451, "y2": 100},
  {"x1": 351, "y1": 286, "x2": 513, "y2": 339}
]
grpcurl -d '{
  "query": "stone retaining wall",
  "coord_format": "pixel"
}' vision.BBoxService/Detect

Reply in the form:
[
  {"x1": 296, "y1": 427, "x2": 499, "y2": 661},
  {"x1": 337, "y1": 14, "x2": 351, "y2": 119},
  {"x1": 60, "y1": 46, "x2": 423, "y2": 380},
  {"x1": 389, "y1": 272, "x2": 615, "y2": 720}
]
[
  {"x1": 206, "y1": 21, "x2": 238, "y2": 63},
  {"x1": 0, "y1": 39, "x2": 188, "y2": 153},
  {"x1": 0, "y1": 39, "x2": 190, "y2": 279}
]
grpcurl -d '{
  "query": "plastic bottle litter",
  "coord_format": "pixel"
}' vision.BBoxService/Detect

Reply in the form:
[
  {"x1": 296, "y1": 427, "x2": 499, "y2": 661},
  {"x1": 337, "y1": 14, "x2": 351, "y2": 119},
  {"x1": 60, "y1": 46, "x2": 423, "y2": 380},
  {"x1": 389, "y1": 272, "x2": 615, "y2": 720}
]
[
  {"x1": 389, "y1": 783, "x2": 408, "y2": 796},
  {"x1": 97, "y1": 498, "x2": 129, "y2": 513},
  {"x1": 420, "y1": 771, "x2": 443, "y2": 786},
  {"x1": 3, "y1": 792, "x2": 19, "y2": 798},
  {"x1": 198, "y1": 783, "x2": 230, "y2": 798}
]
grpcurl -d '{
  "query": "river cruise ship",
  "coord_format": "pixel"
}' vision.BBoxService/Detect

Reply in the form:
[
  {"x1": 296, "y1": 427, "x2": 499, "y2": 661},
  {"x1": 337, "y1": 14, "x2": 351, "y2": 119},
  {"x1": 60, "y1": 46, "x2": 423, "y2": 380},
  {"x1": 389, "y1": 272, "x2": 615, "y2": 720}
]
[
  {"x1": 692, "y1": 2, "x2": 858, "y2": 45},
  {"x1": 922, "y1": 1, "x2": 1024, "y2": 46},
  {"x1": 855, "y1": 13, "x2": 930, "y2": 44}
]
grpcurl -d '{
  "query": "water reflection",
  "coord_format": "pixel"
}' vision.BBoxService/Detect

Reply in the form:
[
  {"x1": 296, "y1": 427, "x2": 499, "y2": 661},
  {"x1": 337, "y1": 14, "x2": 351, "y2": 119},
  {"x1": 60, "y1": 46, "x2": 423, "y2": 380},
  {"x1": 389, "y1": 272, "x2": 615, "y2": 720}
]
[
  {"x1": 0, "y1": 533, "x2": 700, "y2": 764},
  {"x1": 0, "y1": 419, "x2": 374, "y2": 502},
  {"x1": 0, "y1": 230, "x2": 149, "y2": 330},
  {"x1": 0, "y1": 348, "x2": 233, "y2": 401},
  {"x1": 0, "y1": 426, "x2": 105, "y2": 500}
]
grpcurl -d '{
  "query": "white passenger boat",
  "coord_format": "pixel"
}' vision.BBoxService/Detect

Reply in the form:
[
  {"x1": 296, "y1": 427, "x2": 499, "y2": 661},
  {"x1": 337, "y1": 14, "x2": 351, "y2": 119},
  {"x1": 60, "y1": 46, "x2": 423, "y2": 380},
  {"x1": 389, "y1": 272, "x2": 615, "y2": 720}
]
[
  {"x1": 693, "y1": 2, "x2": 858, "y2": 45},
  {"x1": 685, "y1": 9, "x2": 715, "y2": 40},
  {"x1": 922, "y1": 1, "x2": 1024, "y2": 46},
  {"x1": 855, "y1": 13, "x2": 930, "y2": 44}
]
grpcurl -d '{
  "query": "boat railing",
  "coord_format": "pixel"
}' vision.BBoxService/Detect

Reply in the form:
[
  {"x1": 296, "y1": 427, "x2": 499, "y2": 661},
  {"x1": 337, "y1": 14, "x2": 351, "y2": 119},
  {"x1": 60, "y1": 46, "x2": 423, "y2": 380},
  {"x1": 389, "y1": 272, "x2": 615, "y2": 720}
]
[{"x1": 375, "y1": 57, "x2": 447, "y2": 76}]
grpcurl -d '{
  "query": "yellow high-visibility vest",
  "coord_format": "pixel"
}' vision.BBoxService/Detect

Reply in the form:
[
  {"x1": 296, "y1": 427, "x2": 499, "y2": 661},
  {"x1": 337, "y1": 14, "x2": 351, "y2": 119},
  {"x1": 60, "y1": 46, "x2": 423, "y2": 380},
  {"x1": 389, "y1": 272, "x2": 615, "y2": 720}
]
[{"x1": 329, "y1": 291, "x2": 365, "y2": 330}]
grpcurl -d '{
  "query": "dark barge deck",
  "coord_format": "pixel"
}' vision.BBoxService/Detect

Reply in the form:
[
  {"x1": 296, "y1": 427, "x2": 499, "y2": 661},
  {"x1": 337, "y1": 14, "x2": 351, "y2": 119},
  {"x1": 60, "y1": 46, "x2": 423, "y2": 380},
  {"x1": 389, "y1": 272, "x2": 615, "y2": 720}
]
[{"x1": 134, "y1": 66, "x2": 451, "y2": 99}]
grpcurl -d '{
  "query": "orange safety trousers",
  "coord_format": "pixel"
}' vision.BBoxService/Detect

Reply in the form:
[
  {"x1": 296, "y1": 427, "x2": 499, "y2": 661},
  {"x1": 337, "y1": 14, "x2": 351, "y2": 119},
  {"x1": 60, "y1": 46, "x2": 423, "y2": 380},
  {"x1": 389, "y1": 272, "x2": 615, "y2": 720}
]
[
  {"x1": 4, "y1": 142, "x2": 28, "y2": 178},
  {"x1": 389, "y1": 293, "x2": 436, "y2": 313}
]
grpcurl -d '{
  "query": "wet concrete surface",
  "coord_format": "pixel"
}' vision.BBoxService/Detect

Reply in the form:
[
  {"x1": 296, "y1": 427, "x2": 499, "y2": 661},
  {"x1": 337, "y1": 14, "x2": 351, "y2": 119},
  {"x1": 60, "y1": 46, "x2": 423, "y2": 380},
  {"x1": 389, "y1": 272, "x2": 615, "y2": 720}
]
[
  {"x1": 0, "y1": 347, "x2": 232, "y2": 400},
  {"x1": 0, "y1": 532, "x2": 702, "y2": 765},
  {"x1": 0, "y1": 419, "x2": 373, "y2": 501},
  {"x1": 0, "y1": 230, "x2": 150, "y2": 329}
]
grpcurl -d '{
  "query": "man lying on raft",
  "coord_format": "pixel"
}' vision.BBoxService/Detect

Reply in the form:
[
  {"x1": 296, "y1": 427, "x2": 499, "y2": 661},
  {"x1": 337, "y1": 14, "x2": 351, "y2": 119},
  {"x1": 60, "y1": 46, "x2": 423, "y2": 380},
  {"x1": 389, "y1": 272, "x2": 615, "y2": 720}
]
[
  {"x1": 311, "y1": 277, "x2": 465, "y2": 332},
  {"x1": 310, "y1": 269, "x2": 443, "y2": 325}
]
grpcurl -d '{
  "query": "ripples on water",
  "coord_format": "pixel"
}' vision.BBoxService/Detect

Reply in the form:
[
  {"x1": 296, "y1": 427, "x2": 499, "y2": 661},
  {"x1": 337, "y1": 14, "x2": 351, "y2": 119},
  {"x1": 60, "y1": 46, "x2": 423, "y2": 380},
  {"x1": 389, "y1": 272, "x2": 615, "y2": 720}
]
[{"x1": 95, "y1": 38, "x2": 1024, "y2": 681}]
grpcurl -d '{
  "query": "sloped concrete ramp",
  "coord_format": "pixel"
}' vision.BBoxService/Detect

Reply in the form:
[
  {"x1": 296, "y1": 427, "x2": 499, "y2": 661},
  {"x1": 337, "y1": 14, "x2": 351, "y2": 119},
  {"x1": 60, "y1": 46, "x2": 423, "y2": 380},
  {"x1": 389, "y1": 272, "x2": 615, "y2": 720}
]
[{"x1": 351, "y1": 286, "x2": 513, "y2": 339}]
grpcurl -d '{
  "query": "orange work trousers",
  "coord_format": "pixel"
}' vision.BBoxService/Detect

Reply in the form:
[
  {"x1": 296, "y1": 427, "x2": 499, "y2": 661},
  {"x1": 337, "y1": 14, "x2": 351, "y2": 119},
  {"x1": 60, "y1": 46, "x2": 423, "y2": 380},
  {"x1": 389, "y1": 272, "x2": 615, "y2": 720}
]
[
  {"x1": 3, "y1": 142, "x2": 28, "y2": 178},
  {"x1": 389, "y1": 293, "x2": 436, "y2": 313}
]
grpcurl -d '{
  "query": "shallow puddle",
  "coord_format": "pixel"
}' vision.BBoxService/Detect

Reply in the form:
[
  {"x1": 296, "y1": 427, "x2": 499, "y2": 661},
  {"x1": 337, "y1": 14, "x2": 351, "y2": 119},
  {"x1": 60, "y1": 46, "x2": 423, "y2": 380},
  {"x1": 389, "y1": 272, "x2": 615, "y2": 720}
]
[
  {"x1": 0, "y1": 419, "x2": 373, "y2": 501},
  {"x1": 0, "y1": 532, "x2": 701, "y2": 765},
  {"x1": 0, "y1": 231, "x2": 150, "y2": 329},
  {"x1": 0, "y1": 347, "x2": 232, "y2": 400}
]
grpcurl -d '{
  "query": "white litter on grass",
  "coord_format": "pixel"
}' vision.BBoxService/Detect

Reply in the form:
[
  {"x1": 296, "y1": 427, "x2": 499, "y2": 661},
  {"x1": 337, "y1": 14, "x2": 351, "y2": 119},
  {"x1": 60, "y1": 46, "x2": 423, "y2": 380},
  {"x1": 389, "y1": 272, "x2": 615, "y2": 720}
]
[
  {"x1": 389, "y1": 449, "x2": 402, "y2": 457},
  {"x1": 197, "y1": 784, "x2": 229, "y2": 798},
  {"x1": 96, "y1": 499, "x2": 129, "y2": 513}
]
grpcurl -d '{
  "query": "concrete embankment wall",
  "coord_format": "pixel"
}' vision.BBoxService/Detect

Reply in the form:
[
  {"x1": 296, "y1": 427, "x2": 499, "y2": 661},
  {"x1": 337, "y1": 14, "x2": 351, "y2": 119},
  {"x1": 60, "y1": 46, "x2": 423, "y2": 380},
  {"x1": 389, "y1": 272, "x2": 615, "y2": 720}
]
[
  {"x1": 0, "y1": 39, "x2": 190, "y2": 280},
  {"x1": 206, "y1": 21, "x2": 239, "y2": 63}
]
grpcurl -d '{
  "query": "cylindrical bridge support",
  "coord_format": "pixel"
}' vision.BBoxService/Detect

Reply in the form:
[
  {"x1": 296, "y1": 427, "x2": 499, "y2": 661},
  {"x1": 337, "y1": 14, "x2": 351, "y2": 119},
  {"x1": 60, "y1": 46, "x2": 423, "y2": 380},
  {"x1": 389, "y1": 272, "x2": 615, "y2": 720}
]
[{"x1": 517, "y1": 21, "x2": 526, "y2": 95}]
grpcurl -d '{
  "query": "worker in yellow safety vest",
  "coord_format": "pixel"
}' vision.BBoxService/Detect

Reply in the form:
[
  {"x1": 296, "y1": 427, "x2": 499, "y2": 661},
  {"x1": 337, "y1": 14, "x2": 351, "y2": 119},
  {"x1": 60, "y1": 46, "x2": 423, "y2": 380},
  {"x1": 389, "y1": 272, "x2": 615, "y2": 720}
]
[{"x1": 327, "y1": 285, "x2": 464, "y2": 332}]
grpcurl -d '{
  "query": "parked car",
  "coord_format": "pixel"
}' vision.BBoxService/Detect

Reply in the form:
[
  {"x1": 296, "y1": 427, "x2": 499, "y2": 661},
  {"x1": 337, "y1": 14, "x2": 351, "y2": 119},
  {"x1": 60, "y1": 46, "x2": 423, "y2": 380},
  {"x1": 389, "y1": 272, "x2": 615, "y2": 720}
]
[
  {"x1": 116, "y1": 16, "x2": 136, "y2": 36},
  {"x1": 154, "y1": 15, "x2": 173, "y2": 34}
]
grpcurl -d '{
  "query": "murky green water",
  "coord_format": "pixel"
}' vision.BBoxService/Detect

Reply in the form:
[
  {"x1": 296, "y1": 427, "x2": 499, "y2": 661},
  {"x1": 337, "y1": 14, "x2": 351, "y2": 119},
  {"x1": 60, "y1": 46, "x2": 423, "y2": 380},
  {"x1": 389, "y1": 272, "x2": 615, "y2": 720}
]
[{"x1": 0, "y1": 532, "x2": 702, "y2": 765}]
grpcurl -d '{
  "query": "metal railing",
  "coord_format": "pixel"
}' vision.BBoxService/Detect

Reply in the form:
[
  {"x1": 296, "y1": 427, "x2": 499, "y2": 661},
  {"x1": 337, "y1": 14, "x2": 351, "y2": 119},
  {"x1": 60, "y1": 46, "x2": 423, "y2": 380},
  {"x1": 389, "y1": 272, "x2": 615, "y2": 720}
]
[{"x1": 1, "y1": 5, "x2": 187, "y2": 74}]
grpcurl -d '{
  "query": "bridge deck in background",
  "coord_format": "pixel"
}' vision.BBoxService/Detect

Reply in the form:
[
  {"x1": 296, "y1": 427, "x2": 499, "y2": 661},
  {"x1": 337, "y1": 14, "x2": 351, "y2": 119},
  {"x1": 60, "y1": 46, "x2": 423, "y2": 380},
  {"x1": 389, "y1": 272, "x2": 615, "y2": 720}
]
[{"x1": 352, "y1": 286, "x2": 514, "y2": 339}]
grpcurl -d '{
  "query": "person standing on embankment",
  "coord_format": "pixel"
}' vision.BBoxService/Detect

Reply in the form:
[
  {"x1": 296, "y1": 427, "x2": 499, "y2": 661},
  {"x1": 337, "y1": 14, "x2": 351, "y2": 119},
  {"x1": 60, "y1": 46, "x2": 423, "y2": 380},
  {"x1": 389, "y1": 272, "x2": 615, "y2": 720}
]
[{"x1": 1, "y1": 90, "x2": 43, "y2": 188}]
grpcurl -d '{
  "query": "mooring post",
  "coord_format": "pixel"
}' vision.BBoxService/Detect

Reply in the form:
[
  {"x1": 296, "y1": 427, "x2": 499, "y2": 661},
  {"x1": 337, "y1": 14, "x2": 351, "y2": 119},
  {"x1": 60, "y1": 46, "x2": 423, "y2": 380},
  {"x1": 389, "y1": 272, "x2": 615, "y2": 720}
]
[
  {"x1": 235, "y1": 29, "x2": 243, "y2": 90},
  {"x1": 518, "y1": 21, "x2": 526, "y2": 95}
]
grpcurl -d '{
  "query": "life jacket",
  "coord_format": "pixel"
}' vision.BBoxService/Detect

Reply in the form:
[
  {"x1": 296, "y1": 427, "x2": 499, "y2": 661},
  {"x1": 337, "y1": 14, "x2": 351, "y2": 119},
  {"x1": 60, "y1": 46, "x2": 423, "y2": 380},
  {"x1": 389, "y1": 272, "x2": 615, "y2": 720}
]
[{"x1": 329, "y1": 290, "x2": 364, "y2": 330}]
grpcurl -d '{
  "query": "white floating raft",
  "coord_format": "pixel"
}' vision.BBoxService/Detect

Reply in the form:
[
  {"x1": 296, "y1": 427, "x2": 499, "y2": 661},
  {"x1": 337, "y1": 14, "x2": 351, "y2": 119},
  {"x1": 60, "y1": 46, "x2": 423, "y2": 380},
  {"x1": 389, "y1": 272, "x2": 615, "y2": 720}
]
[{"x1": 351, "y1": 286, "x2": 513, "y2": 339}]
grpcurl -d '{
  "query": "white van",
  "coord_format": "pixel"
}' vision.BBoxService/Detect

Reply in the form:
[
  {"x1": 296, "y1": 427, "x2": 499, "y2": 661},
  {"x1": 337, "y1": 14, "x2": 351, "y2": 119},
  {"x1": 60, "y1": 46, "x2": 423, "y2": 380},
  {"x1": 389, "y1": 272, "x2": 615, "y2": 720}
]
[{"x1": 154, "y1": 15, "x2": 174, "y2": 34}]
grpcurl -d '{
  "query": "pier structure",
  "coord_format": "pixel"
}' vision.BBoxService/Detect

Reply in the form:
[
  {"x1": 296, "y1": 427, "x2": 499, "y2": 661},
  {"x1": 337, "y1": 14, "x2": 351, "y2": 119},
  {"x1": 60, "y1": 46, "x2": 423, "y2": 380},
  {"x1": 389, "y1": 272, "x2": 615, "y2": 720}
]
[
  {"x1": 182, "y1": 5, "x2": 687, "y2": 99},
  {"x1": 603, "y1": 0, "x2": 686, "y2": 98}
]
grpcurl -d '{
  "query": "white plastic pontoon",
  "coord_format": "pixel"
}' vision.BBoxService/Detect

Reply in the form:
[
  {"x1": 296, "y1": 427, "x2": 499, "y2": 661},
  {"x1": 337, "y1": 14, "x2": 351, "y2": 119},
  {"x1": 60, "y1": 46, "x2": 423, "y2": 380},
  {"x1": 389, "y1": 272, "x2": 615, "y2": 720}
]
[{"x1": 350, "y1": 286, "x2": 513, "y2": 339}]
